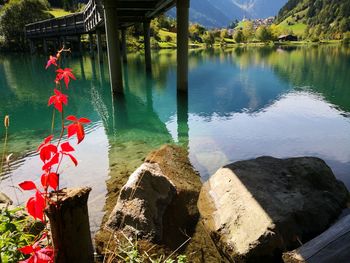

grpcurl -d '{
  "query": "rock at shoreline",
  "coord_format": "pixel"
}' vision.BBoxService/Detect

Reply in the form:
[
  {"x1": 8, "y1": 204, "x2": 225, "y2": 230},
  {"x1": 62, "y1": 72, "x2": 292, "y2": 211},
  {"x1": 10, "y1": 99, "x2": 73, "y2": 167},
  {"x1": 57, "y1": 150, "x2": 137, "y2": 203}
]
[
  {"x1": 0, "y1": 192, "x2": 13, "y2": 209},
  {"x1": 101, "y1": 144, "x2": 224, "y2": 262},
  {"x1": 106, "y1": 162, "x2": 176, "y2": 241},
  {"x1": 198, "y1": 156, "x2": 349, "y2": 263},
  {"x1": 145, "y1": 145, "x2": 224, "y2": 262}
]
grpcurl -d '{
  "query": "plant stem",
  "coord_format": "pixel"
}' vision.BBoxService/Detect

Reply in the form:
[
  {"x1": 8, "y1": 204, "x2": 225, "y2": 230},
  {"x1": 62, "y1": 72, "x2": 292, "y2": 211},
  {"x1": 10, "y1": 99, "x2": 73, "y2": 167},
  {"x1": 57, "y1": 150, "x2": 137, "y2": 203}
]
[
  {"x1": 51, "y1": 109, "x2": 56, "y2": 134},
  {"x1": 0, "y1": 127, "x2": 8, "y2": 179}
]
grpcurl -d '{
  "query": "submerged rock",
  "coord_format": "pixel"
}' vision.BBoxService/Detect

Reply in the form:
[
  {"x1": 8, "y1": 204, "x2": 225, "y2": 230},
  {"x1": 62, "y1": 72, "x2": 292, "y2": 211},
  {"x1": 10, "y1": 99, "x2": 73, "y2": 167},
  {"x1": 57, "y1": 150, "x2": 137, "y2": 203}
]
[
  {"x1": 198, "y1": 156, "x2": 349, "y2": 263},
  {"x1": 106, "y1": 162, "x2": 176, "y2": 241}
]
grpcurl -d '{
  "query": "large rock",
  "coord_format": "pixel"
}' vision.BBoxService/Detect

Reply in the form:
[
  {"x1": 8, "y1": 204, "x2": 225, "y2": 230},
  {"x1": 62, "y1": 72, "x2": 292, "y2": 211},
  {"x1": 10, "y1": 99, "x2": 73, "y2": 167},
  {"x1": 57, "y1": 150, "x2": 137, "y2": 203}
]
[
  {"x1": 0, "y1": 192, "x2": 13, "y2": 210},
  {"x1": 0, "y1": 192, "x2": 12, "y2": 205},
  {"x1": 100, "y1": 145, "x2": 224, "y2": 262},
  {"x1": 198, "y1": 156, "x2": 349, "y2": 263},
  {"x1": 106, "y1": 162, "x2": 176, "y2": 241}
]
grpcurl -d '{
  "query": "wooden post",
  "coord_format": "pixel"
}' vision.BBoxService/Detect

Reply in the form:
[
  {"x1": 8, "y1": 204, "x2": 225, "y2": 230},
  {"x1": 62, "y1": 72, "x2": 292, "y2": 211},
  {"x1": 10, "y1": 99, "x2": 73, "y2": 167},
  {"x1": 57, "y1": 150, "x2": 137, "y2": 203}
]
[
  {"x1": 29, "y1": 39, "x2": 35, "y2": 54},
  {"x1": 104, "y1": 0, "x2": 123, "y2": 94},
  {"x1": 177, "y1": 91, "x2": 189, "y2": 148},
  {"x1": 89, "y1": 33, "x2": 94, "y2": 56},
  {"x1": 176, "y1": 0, "x2": 190, "y2": 93},
  {"x1": 96, "y1": 29, "x2": 103, "y2": 63},
  {"x1": 121, "y1": 28, "x2": 127, "y2": 64},
  {"x1": 143, "y1": 21, "x2": 152, "y2": 73},
  {"x1": 78, "y1": 35, "x2": 83, "y2": 54},
  {"x1": 46, "y1": 187, "x2": 93, "y2": 263},
  {"x1": 43, "y1": 39, "x2": 48, "y2": 54}
]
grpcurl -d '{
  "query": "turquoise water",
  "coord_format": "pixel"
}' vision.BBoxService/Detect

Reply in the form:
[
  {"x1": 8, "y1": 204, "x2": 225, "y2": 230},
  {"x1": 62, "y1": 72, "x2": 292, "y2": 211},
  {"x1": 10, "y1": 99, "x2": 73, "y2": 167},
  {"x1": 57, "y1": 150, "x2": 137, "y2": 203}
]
[{"x1": 1, "y1": 45, "x2": 350, "y2": 231}]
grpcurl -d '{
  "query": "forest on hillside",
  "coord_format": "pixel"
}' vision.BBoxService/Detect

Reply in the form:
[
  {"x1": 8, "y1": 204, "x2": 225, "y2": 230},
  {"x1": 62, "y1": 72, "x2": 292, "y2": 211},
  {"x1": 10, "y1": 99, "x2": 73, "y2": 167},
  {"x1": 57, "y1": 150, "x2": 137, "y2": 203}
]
[{"x1": 277, "y1": 0, "x2": 350, "y2": 39}]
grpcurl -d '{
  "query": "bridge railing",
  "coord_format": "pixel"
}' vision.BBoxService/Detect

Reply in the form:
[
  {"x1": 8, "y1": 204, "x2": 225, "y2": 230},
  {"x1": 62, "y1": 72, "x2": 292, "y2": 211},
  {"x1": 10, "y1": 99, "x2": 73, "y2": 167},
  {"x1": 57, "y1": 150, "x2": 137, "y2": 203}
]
[
  {"x1": 83, "y1": 0, "x2": 104, "y2": 32},
  {"x1": 25, "y1": 12, "x2": 85, "y2": 38}
]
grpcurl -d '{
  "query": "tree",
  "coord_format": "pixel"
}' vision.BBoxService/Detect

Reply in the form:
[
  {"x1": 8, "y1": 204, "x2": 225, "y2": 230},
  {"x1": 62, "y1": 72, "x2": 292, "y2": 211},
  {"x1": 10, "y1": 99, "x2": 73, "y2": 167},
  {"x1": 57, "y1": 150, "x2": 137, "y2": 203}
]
[
  {"x1": 242, "y1": 21, "x2": 254, "y2": 42},
  {"x1": 202, "y1": 31, "x2": 215, "y2": 47},
  {"x1": 189, "y1": 23, "x2": 206, "y2": 42},
  {"x1": 256, "y1": 26, "x2": 272, "y2": 42},
  {"x1": 233, "y1": 30, "x2": 244, "y2": 43},
  {"x1": 220, "y1": 29, "x2": 229, "y2": 40},
  {"x1": 270, "y1": 24, "x2": 282, "y2": 40},
  {"x1": 0, "y1": 0, "x2": 52, "y2": 49}
]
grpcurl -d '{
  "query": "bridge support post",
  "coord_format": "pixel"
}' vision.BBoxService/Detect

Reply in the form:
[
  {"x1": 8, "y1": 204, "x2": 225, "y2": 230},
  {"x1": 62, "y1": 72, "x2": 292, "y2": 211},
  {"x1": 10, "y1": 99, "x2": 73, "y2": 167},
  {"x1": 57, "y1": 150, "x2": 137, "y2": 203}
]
[
  {"x1": 78, "y1": 35, "x2": 83, "y2": 54},
  {"x1": 96, "y1": 29, "x2": 103, "y2": 63},
  {"x1": 121, "y1": 28, "x2": 127, "y2": 64},
  {"x1": 61, "y1": 37, "x2": 67, "y2": 50},
  {"x1": 43, "y1": 39, "x2": 48, "y2": 54},
  {"x1": 176, "y1": 0, "x2": 190, "y2": 93},
  {"x1": 104, "y1": 0, "x2": 123, "y2": 94},
  {"x1": 143, "y1": 21, "x2": 152, "y2": 73},
  {"x1": 89, "y1": 34, "x2": 94, "y2": 56},
  {"x1": 29, "y1": 39, "x2": 35, "y2": 54}
]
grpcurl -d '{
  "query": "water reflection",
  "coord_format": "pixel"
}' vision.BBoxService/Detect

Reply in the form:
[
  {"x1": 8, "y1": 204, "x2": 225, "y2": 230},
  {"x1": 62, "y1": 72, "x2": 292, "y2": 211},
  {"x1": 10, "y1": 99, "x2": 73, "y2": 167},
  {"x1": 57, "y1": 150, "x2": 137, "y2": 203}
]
[{"x1": 1, "y1": 45, "x2": 350, "y2": 234}]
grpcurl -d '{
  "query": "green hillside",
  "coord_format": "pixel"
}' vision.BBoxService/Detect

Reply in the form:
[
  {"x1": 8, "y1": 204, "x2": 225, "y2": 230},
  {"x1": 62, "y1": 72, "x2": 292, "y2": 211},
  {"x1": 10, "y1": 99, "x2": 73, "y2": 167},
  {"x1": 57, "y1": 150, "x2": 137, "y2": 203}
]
[{"x1": 277, "y1": 0, "x2": 350, "y2": 39}]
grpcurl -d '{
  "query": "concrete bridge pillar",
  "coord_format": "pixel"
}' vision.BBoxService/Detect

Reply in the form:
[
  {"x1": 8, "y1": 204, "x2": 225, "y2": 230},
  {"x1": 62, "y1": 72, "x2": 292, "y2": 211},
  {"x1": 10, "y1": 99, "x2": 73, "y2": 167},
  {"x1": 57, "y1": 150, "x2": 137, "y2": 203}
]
[
  {"x1": 143, "y1": 20, "x2": 152, "y2": 73},
  {"x1": 29, "y1": 39, "x2": 35, "y2": 54},
  {"x1": 78, "y1": 35, "x2": 83, "y2": 54},
  {"x1": 96, "y1": 29, "x2": 103, "y2": 63},
  {"x1": 176, "y1": 0, "x2": 190, "y2": 93},
  {"x1": 43, "y1": 39, "x2": 48, "y2": 53},
  {"x1": 104, "y1": 0, "x2": 123, "y2": 94},
  {"x1": 61, "y1": 36, "x2": 66, "y2": 49},
  {"x1": 89, "y1": 33, "x2": 94, "y2": 56},
  {"x1": 121, "y1": 28, "x2": 127, "y2": 64}
]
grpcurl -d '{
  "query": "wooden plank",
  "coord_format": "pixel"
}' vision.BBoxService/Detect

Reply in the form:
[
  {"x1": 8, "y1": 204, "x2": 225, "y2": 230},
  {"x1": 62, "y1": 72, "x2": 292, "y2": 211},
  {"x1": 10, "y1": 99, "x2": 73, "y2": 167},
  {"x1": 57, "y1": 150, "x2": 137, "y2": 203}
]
[{"x1": 283, "y1": 214, "x2": 350, "y2": 263}]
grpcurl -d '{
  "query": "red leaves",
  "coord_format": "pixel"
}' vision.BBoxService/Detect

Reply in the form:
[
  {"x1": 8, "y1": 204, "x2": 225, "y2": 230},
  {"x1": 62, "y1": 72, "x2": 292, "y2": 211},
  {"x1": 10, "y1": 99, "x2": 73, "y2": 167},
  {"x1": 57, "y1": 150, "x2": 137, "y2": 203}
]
[
  {"x1": 18, "y1": 180, "x2": 45, "y2": 222},
  {"x1": 37, "y1": 136, "x2": 59, "y2": 172},
  {"x1": 56, "y1": 68, "x2": 76, "y2": 88},
  {"x1": 42, "y1": 153, "x2": 59, "y2": 171},
  {"x1": 19, "y1": 181, "x2": 37, "y2": 191},
  {"x1": 66, "y1": 115, "x2": 91, "y2": 144},
  {"x1": 20, "y1": 50, "x2": 90, "y2": 263},
  {"x1": 48, "y1": 89, "x2": 68, "y2": 112},
  {"x1": 45, "y1": 56, "x2": 57, "y2": 69},
  {"x1": 19, "y1": 237, "x2": 54, "y2": 263},
  {"x1": 60, "y1": 142, "x2": 78, "y2": 166},
  {"x1": 41, "y1": 173, "x2": 59, "y2": 191},
  {"x1": 26, "y1": 191, "x2": 46, "y2": 222}
]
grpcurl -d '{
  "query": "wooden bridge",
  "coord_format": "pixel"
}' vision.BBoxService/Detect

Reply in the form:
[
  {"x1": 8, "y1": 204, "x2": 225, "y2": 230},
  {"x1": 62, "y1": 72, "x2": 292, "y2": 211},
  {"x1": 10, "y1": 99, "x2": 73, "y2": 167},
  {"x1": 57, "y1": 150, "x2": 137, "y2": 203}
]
[{"x1": 25, "y1": 0, "x2": 190, "y2": 93}]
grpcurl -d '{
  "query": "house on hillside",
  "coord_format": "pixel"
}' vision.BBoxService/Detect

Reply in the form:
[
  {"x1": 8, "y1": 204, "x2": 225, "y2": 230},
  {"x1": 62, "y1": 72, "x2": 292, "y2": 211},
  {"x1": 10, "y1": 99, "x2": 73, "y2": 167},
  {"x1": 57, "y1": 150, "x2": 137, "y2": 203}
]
[{"x1": 278, "y1": 34, "x2": 298, "y2": 41}]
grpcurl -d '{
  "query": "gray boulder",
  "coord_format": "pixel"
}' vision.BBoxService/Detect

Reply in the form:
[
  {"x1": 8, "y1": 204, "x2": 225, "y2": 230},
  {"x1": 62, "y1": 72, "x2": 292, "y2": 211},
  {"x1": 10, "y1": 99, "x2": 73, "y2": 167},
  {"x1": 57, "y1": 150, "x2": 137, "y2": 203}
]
[
  {"x1": 198, "y1": 156, "x2": 349, "y2": 263},
  {"x1": 106, "y1": 162, "x2": 177, "y2": 241},
  {"x1": 0, "y1": 192, "x2": 13, "y2": 209}
]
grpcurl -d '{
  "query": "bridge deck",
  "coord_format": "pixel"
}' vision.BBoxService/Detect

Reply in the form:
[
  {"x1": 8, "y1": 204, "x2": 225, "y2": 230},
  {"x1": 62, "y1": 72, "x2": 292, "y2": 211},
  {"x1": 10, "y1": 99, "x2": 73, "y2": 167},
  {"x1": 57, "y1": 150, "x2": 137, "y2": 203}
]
[{"x1": 25, "y1": 0, "x2": 176, "y2": 39}]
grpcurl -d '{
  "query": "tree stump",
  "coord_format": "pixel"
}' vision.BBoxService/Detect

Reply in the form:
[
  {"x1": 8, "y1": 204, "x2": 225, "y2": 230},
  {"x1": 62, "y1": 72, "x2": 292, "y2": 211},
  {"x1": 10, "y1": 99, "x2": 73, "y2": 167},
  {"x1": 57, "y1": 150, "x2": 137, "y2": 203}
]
[{"x1": 46, "y1": 187, "x2": 94, "y2": 263}]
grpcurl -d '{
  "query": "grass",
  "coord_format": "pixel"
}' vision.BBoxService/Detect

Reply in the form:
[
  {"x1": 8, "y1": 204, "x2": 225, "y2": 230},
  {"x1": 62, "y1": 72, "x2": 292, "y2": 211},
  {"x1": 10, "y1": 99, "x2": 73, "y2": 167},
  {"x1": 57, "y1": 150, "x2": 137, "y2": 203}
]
[
  {"x1": 277, "y1": 9, "x2": 308, "y2": 36},
  {"x1": 278, "y1": 21, "x2": 307, "y2": 36},
  {"x1": 48, "y1": 8, "x2": 73, "y2": 18}
]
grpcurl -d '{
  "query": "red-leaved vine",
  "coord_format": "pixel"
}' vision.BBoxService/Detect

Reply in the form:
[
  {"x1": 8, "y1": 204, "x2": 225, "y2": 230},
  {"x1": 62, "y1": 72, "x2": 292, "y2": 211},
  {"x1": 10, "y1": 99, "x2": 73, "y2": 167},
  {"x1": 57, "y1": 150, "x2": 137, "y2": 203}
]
[{"x1": 18, "y1": 48, "x2": 91, "y2": 263}]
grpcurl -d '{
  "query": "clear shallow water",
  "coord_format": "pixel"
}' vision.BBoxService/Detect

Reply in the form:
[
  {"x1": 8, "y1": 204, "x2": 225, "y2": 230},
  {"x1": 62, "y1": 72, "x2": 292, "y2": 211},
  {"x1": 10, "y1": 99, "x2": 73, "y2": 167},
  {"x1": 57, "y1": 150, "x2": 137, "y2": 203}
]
[{"x1": 1, "y1": 45, "x2": 350, "y2": 232}]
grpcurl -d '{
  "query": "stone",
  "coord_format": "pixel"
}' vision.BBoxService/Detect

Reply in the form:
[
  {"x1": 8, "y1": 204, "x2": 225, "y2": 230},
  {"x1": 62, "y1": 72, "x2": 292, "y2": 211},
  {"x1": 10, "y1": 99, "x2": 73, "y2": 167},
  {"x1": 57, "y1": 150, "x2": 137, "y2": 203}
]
[
  {"x1": 0, "y1": 192, "x2": 13, "y2": 205},
  {"x1": 99, "y1": 145, "x2": 225, "y2": 262},
  {"x1": 145, "y1": 145, "x2": 224, "y2": 262},
  {"x1": 198, "y1": 156, "x2": 349, "y2": 263},
  {"x1": 106, "y1": 162, "x2": 177, "y2": 241}
]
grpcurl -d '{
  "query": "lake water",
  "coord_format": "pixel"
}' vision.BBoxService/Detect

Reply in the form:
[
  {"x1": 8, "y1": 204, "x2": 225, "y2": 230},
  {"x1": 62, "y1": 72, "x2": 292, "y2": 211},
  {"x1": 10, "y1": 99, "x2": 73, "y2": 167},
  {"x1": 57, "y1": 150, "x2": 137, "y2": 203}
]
[{"x1": 1, "y1": 45, "x2": 350, "y2": 233}]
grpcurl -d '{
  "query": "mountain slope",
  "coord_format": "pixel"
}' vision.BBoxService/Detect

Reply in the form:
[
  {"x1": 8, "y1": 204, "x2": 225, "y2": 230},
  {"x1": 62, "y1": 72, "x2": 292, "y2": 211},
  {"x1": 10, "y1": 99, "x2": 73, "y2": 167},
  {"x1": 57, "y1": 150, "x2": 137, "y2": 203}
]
[
  {"x1": 169, "y1": 0, "x2": 288, "y2": 28},
  {"x1": 277, "y1": 0, "x2": 350, "y2": 37}
]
